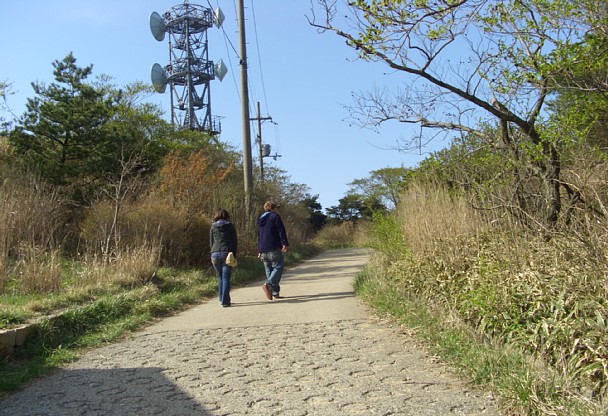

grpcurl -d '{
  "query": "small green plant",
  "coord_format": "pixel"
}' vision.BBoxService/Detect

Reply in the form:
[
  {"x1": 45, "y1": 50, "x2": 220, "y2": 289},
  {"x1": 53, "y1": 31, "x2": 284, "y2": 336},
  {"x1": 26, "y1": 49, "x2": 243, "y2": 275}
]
[{"x1": 0, "y1": 308, "x2": 28, "y2": 330}]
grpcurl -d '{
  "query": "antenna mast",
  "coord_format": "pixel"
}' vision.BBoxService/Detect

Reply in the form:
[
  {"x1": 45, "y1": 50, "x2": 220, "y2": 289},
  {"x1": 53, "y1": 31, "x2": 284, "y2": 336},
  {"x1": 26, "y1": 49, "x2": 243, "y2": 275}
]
[{"x1": 149, "y1": 2, "x2": 226, "y2": 134}]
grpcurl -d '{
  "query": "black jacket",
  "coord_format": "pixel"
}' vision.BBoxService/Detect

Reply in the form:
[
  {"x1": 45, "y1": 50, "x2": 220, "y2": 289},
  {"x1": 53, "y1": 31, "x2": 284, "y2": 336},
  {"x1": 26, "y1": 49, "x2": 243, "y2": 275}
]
[{"x1": 209, "y1": 220, "x2": 238, "y2": 255}]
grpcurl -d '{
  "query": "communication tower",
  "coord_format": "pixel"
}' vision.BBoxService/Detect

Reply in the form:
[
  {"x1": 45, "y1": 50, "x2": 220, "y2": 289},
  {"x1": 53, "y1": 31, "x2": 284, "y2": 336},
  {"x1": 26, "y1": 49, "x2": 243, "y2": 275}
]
[{"x1": 149, "y1": 1, "x2": 227, "y2": 134}]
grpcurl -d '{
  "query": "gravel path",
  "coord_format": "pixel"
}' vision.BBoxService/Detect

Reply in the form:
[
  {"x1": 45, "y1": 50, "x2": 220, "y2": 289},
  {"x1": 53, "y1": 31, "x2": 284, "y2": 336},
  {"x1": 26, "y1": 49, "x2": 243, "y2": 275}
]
[{"x1": 0, "y1": 248, "x2": 501, "y2": 415}]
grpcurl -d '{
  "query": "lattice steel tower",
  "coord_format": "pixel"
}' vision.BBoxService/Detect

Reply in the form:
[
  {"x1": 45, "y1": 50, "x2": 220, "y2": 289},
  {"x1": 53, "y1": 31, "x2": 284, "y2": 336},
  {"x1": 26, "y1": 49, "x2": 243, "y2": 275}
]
[{"x1": 149, "y1": 1, "x2": 226, "y2": 133}]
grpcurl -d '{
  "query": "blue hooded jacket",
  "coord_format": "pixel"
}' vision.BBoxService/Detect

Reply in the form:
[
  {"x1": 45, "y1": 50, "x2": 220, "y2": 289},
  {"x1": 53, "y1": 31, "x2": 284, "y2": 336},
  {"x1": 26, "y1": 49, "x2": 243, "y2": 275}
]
[{"x1": 257, "y1": 211, "x2": 289, "y2": 253}]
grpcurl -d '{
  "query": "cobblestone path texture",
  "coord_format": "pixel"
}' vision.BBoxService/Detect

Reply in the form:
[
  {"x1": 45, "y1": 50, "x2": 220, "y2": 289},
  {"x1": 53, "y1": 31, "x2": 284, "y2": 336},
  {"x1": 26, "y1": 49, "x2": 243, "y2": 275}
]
[{"x1": 0, "y1": 248, "x2": 501, "y2": 415}]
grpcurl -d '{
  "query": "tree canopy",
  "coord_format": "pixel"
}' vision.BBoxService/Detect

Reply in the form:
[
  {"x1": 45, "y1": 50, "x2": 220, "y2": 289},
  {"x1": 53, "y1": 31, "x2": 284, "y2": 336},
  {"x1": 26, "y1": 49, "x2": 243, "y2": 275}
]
[
  {"x1": 310, "y1": 0, "x2": 607, "y2": 229},
  {"x1": 10, "y1": 54, "x2": 122, "y2": 188},
  {"x1": 8, "y1": 53, "x2": 171, "y2": 203},
  {"x1": 348, "y1": 166, "x2": 411, "y2": 209}
]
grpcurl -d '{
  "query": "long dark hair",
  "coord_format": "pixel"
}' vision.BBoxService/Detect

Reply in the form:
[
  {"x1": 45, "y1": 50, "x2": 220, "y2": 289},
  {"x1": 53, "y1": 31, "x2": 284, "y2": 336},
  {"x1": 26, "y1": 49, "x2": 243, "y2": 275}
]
[{"x1": 213, "y1": 209, "x2": 231, "y2": 222}]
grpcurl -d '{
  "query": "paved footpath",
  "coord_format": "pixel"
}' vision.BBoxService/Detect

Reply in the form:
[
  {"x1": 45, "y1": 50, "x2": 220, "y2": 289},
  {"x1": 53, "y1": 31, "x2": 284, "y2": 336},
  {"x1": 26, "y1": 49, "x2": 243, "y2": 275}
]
[{"x1": 0, "y1": 248, "x2": 501, "y2": 415}]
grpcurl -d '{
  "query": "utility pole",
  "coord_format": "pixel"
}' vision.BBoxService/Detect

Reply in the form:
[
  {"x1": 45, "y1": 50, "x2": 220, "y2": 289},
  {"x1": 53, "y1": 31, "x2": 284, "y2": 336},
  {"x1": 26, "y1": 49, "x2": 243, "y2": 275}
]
[
  {"x1": 251, "y1": 101, "x2": 273, "y2": 184},
  {"x1": 237, "y1": 0, "x2": 254, "y2": 223}
]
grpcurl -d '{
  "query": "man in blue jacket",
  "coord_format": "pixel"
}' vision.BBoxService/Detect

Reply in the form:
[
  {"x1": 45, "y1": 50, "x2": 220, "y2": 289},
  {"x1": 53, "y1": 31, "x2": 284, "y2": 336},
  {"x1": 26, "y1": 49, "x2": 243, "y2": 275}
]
[{"x1": 257, "y1": 201, "x2": 289, "y2": 300}]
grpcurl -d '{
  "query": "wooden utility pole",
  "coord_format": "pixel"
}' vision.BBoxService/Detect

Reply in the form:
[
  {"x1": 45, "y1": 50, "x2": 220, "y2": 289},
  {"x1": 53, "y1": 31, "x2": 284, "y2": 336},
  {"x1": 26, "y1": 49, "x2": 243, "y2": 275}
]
[
  {"x1": 252, "y1": 102, "x2": 273, "y2": 184},
  {"x1": 238, "y1": 0, "x2": 253, "y2": 222}
]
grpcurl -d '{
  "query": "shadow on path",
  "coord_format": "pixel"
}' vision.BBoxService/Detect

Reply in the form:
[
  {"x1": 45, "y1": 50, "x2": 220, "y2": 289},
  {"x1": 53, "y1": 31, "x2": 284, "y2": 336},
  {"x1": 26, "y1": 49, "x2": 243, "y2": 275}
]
[{"x1": 0, "y1": 368, "x2": 211, "y2": 416}]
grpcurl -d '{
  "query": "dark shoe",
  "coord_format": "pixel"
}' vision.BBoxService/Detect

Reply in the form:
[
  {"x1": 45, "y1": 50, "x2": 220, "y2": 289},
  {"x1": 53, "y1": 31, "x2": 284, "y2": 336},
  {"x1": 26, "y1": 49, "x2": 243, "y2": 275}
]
[
  {"x1": 222, "y1": 303, "x2": 231, "y2": 307},
  {"x1": 262, "y1": 284, "x2": 273, "y2": 300},
  {"x1": 273, "y1": 294, "x2": 281, "y2": 300}
]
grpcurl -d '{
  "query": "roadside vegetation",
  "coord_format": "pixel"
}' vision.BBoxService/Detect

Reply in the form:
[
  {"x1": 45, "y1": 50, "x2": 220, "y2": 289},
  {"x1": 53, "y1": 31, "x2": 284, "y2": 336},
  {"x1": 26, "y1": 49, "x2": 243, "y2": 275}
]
[
  {"x1": 309, "y1": 1, "x2": 608, "y2": 414},
  {"x1": 1, "y1": 1, "x2": 607, "y2": 414},
  {"x1": 357, "y1": 185, "x2": 607, "y2": 415},
  {"x1": 0, "y1": 54, "x2": 327, "y2": 394}
]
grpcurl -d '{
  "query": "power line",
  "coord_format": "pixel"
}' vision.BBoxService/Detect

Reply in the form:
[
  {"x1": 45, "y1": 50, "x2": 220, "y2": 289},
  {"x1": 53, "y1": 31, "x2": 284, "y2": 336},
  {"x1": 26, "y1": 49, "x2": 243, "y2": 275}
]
[
  {"x1": 249, "y1": 0, "x2": 270, "y2": 116},
  {"x1": 210, "y1": 0, "x2": 240, "y2": 102},
  {"x1": 209, "y1": 0, "x2": 278, "y2": 161},
  {"x1": 212, "y1": 0, "x2": 259, "y2": 134},
  {"x1": 247, "y1": 0, "x2": 281, "y2": 163}
]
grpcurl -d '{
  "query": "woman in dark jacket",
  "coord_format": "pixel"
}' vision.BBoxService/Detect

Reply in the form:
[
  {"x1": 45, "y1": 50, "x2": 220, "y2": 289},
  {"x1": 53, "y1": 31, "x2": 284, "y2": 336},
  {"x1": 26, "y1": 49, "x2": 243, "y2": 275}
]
[{"x1": 209, "y1": 209, "x2": 238, "y2": 307}]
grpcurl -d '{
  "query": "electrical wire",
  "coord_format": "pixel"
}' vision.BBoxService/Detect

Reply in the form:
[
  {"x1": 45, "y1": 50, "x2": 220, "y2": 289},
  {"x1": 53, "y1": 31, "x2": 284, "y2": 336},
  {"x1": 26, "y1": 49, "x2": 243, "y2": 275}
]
[
  {"x1": 210, "y1": 0, "x2": 240, "y2": 102},
  {"x1": 212, "y1": 0, "x2": 258, "y2": 128},
  {"x1": 249, "y1": 0, "x2": 270, "y2": 116},
  {"x1": 209, "y1": 0, "x2": 280, "y2": 158},
  {"x1": 248, "y1": 0, "x2": 281, "y2": 159}
]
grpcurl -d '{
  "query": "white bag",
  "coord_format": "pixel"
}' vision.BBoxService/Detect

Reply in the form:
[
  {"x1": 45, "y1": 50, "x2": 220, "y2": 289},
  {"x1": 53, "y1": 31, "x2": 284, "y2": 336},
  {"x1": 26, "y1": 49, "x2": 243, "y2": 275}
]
[{"x1": 226, "y1": 252, "x2": 237, "y2": 267}]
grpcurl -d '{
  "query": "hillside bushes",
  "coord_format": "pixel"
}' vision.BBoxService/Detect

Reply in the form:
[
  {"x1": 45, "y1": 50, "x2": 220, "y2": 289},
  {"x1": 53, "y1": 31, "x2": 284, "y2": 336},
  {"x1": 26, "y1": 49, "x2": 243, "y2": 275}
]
[{"x1": 364, "y1": 184, "x2": 608, "y2": 414}]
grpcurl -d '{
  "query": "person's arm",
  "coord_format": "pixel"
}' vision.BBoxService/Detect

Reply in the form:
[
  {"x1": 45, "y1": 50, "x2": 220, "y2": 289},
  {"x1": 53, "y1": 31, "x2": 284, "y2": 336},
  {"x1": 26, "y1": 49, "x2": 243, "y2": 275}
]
[
  {"x1": 275, "y1": 216, "x2": 289, "y2": 248},
  {"x1": 257, "y1": 219, "x2": 263, "y2": 255},
  {"x1": 231, "y1": 224, "x2": 238, "y2": 256}
]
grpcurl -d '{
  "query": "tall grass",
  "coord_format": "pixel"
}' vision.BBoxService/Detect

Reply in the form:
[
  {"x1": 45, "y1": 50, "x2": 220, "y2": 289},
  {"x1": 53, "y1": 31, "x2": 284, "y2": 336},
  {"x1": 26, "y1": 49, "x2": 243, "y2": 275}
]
[
  {"x1": 313, "y1": 221, "x2": 359, "y2": 248},
  {"x1": 77, "y1": 242, "x2": 161, "y2": 288},
  {"x1": 561, "y1": 153, "x2": 608, "y2": 267},
  {"x1": 16, "y1": 245, "x2": 62, "y2": 294},
  {"x1": 81, "y1": 197, "x2": 210, "y2": 267},
  {"x1": 397, "y1": 183, "x2": 489, "y2": 255},
  {"x1": 362, "y1": 182, "x2": 608, "y2": 415},
  {"x1": 0, "y1": 174, "x2": 68, "y2": 295},
  {"x1": 0, "y1": 222, "x2": 9, "y2": 294}
]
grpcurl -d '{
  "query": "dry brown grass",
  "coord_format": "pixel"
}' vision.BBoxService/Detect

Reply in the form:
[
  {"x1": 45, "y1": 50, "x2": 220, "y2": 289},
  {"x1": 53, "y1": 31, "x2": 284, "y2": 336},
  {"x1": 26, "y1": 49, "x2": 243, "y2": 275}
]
[
  {"x1": 561, "y1": 153, "x2": 608, "y2": 266},
  {"x1": 0, "y1": 174, "x2": 67, "y2": 294},
  {"x1": 112, "y1": 243, "x2": 161, "y2": 287},
  {"x1": 0, "y1": 218, "x2": 10, "y2": 294},
  {"x1": 396, "y1": 183, "x2": 489, "y2": 255},
  {"x1": 313, "y1": 221, "x2": 360, "y2": 248},
  {"x1": 81, "y1": 196, "x2": 210, "y2": 267},
  {"x1": 16, "y1": 244, "x2": 62, "y2": 294},
  {"x1": 76, "y1": 242, "x2": 161, "y2": 288},
  {"x1": 381, "y1": 181, "x2": 608, "y2": 411}
]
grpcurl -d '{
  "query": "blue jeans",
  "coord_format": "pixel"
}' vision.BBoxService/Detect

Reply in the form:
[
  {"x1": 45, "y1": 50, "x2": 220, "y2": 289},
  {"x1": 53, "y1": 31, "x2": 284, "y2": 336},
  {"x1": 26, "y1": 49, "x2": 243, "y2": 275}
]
[
  {"x1": 211, "y1": 251, "x2": 232, "y2": 305},
  {"x1": 261, "y1": 249, "x2": 284, "y2": 296}
]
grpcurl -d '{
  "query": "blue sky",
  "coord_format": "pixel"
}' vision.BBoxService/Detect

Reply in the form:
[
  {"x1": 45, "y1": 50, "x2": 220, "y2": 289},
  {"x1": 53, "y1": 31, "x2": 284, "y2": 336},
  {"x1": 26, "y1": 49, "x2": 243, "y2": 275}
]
[{"x1": 0, "y1": 0, "x2": 430, "y2": 211}]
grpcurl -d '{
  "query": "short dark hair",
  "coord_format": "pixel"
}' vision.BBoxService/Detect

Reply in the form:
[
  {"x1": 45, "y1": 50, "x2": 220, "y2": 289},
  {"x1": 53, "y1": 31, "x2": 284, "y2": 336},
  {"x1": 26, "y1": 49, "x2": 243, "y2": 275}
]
[{"x1": 213, "y1": 209, "x2": 230, "y2": 222}]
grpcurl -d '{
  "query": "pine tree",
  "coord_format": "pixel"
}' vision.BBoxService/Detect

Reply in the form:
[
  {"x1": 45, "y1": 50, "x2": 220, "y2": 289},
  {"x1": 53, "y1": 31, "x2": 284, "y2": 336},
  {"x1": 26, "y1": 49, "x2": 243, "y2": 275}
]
[{"x1": 10, "y1": 53, "x2": 120, "y2": 197}]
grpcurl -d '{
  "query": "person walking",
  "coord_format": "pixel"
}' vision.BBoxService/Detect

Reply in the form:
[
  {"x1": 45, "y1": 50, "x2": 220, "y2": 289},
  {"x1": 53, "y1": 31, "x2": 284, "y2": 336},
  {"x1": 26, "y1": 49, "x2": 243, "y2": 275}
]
[
  {"x1": 209, "y1": 209, "x2": 238, "y2": 307},
  {"x1": 257, "y1": 201, "x2": 289, "y2": 300}
]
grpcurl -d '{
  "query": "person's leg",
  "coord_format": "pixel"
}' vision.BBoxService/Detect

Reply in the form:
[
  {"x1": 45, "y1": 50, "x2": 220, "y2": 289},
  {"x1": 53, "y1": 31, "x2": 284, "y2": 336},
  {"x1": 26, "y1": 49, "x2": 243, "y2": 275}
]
[
  {"x1": 267, "y1": 251, "x2": 284, "y2": 297},
  {"x1": 220, "y1": 263, "x2": 232, "y2": 306},
  {"x1": 211, "y1": 252, "x2": 224, "y2": 303},
  {"x1": 263, "y1": 258, "x2": 273, "y2": 284},
  {"x1": 261, "y1": 252, "x2": 274, "y2": 300}
]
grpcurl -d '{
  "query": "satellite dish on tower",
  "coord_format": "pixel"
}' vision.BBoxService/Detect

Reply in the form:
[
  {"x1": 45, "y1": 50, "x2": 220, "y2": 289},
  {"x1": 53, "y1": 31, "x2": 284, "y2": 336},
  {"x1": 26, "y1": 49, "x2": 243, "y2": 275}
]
[
  {"x1": 213, "y1": 8, "x2": 225, "y2": 28},
  {"x1": 150, "y1": 63, "x2": 168, "y2": 93},
  {"x1": 150, "y1": 12, "x2": 166, "y2": 41},
  {"x1": 215, "y1": 59, "x2": 227, "y2": 82}
]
